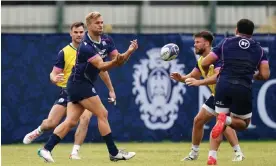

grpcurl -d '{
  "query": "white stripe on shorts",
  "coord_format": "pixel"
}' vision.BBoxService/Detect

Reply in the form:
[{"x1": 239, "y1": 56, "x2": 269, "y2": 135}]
[
  {"x1": 231, "y1": 112, "x2": 252, "y2": 120},
  {"x1": 215, "y1": 106, "x2": 230, "y2": 114},
  {"x1": 202, "y1": 104, "x2": 217, "y2": 116}
]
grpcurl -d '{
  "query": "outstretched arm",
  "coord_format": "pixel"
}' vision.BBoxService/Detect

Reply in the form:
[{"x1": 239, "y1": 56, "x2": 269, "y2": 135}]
[
  {"x1": 185, "y1": 67, "x2": 220, "y2": 86},
  {"x1": 89, "y1": 55, "x2": 123, "y2": 71},
  {"x1": 170, "y1": 67, "x2": 201, "y2": 83},
  {"x1": 109, "y1": 39, "x2": 138, "y2": 65},
  {"x1": 99, "y1": 71, "x2": 116, "y2": 103}
]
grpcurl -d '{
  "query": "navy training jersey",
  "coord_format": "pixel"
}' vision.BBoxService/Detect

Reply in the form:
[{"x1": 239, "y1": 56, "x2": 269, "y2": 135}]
[
  {"x1": 69, "y1": 32, "x2": 117, "y2": 83},
  {"x1": 210, "y1": 36, "x2": 268, "y2": 87}
]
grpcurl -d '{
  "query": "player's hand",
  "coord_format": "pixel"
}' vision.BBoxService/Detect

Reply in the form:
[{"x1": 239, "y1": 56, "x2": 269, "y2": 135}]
[
  {"x1": 53, "y1": 73, "x2": 64, "y2": 83},
  {"x1": 108, "y1": 90, "x2": 116, "y2": 105},
  {"x1": 185, "y1": 78, "x2": 201, "y2": 86},
  {"x1": 170, "y1": 72, "x2": 183, "y2": 82},
  {"x1": 128, "y1": 39, "x2": 138, "y2": 53}
]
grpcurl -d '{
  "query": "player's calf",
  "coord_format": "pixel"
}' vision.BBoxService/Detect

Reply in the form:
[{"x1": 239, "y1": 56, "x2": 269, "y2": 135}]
[
  {"x1": 71, "y1": 111, "x2": 93, "y2": 159},
  {"x1": 211, "y1": 113, "x2": 227, "y2": 139},
  {"x1": 41, "y1": 118, "x2": 60, "y2": 131},
  {"x1": 182, "y1": 108, "x2": 214, "y2": 161}
]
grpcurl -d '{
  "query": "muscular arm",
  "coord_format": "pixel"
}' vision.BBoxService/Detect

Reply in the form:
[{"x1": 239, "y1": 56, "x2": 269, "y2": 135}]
[
  {"x1": 197, "y1": 68, "x2": 220, "y2": 85},
  {"x1": 185, "y1": 69, "x2": 202, "y2": 80},
  {"x1": 110, "y1": 50, "x2": 132, "y2": 62},
  {"x1": 185, "y1": 66, "x2": 220, "y2": 87},
  {"x1": 109, "y1": 40, "x2": 138, "y2": 64},
  {"x1": 99, "y1": 71, "x2": 114, "y2": 92},
  {"x1": 171, "y1": 68, "x2": 201, "y2": 83},
  {"x1": 89, "y1": 55, "x2": 118, "y2": 72},
  {"x1": 254, "y1": 63, "x2": 270, "y2": 80}
]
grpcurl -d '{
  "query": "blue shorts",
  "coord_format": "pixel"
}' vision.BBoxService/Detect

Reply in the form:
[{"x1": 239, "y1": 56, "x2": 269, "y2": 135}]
[
  {"x1": 202, "y1": 95, "x2": 216, "y2": 115},
  {"x1": 67, "y1": 81, "x2": 97, "y2": 103},
  {"x1": 54, "y1": 88, "x2": 68, "y2": 107},
  {"x1": 215, "y1": 80, "x2": 252, "y2": 119}
]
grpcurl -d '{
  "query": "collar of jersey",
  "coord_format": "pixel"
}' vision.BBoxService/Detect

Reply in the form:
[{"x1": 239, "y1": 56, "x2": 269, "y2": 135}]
[
  {"x1": 236, "y1": 34, "x2": 252, "y2": 39},
  {"x1": 69, "y1": 43, "x2": 77, "y2": 50},
  {"x1": 87, "y1": 32, "x2": 101, "y2": 44}
]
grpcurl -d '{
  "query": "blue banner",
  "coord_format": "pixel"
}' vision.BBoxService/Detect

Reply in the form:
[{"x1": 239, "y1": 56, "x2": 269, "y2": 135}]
[{"x1": 2, "y1": 33, "x2": 276, "y2": 144}]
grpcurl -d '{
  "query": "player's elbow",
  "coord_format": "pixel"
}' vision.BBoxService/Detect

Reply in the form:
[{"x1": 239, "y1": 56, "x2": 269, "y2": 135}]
[
  {"x1": 49, "y1": 73, "x2": 56, "y2": 83},
  {"x1": 259, "y1": 68, "x2": 270, "y2": 80},
  {"x1": 261, "y1": 71, "x2": 270, "y2": 80},
  {"x1": 98, "y1": 65, "x2": 108, "y2": 72},
  {"x1": 258, "y1": 63, "x2": 270, "y2": 80},
  {"x1": 94, "y1": 61, "x2": 109, "y2": 72}
]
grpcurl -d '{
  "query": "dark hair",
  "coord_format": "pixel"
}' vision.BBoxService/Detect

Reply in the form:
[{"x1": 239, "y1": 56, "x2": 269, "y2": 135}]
[
  {"x1": 70, "y1": 22, "x2": 85, "y2": 30},
  {"x1": 237, "y1": 19, "x2": 254, "y2": 36},
  {"x1": 194, "y1": 31, "x2": 214, "y2": 45}
]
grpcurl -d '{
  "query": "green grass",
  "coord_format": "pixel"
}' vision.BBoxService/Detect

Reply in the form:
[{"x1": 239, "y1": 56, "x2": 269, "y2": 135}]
[{"x1": 2, "y1": 141, "x2": 276, "y2": 166}]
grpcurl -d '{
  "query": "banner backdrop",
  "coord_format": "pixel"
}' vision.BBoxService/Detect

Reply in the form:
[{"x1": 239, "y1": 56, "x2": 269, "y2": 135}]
[{"x1": 2, "y1": 33, "x2": 276, "y2": 144}]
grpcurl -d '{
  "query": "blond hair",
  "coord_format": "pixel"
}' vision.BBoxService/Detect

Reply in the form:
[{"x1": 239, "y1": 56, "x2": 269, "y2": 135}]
[{"x1": 86, "y1": 11, "x2": 101, "y2": 26}]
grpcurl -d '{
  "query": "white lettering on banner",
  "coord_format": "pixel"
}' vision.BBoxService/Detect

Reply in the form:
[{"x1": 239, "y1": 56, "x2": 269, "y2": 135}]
[
  {"x1": 247, "y1": 121, "x2": 257, "y2": 129},
  {"x1": 257, "y1": 79, "x2": 276, "y2": 129},
  {"x1": 132, "y1": 48, "x2": 186, "y2": 130}
]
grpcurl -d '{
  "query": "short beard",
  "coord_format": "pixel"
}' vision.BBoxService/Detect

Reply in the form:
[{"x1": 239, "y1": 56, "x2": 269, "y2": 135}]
[
  {"x1": 196, "y1": 48, "x2": 205, "y2": 55},
  {"x1": 94, "y1": 31, "x2": 103, "y2": 36}
]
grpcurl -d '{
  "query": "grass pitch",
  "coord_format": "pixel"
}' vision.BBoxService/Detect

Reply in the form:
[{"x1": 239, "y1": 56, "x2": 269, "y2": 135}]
[{"x1": 2, "y1": 141, "x2": 276, "y2": 166}]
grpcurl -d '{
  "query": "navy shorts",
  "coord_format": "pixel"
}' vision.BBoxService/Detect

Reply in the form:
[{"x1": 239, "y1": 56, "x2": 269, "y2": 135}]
[
  {"x1": 54, "y1": 88, "x2": 68, "y2": 107},
  {"x1": 215, "y1": 80, "x2": 252, "y2": 119},
  {"x1": 202, "y1": 95, "x2": 216, "y2": 115},
  {"x1": 67, "y1": 81, "x2": 97, "y2": 103}
]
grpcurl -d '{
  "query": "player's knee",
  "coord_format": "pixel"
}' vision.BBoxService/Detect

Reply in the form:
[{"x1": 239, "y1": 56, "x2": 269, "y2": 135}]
[
  {"x1": 65, "y1": 119, "x2": 79, "y2": 128},
  {"x1": 98, "y1": 109, "x2": 108, "y2": 119},
  {"x1": 97, "y1": 110, "x2": 108, "y2": 122},
  {"x1": 103, "y1": 110, "x2": 108, "y2": 118}
]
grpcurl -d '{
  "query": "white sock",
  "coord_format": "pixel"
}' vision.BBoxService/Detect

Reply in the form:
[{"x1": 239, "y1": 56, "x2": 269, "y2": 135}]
[
  {"x1": 72, "y1": 145, "x2": 80, "y2": 155},
  {"x1": 37, "y1": 126, "x2": 43, "y2": 134},
  {"x1": 233, "y1": 144, "x2": 241, "y2": 152},
  {"x1": 192, "y1": 145, "x2": 199, "y2": 152},
  {"x1": 208, "y1": 150, "x2": 217, "y2": 159},
  {"x1": 225, "y1": 116, "x2": 232, "y2": 125}
]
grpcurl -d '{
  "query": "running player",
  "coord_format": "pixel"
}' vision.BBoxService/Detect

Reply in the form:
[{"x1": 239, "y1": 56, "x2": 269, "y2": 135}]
[
  {"x1": 23, "y1": 22, "x2": 117, "y2": 159},
  {"x1": 37, "y1": 11, "x2": 138, "y2": 163},
  {"x1": 170, "y1": 31, "x2": 244, "y2": 162},
  {"x1": 201, "y1": 19, "x2": 270, "y2": 165}
]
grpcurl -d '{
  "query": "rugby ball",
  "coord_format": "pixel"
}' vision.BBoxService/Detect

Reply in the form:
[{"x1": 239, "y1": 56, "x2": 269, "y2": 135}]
[{"x1": 160, "y1": 43, "x2": 179, "y2": 61}]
